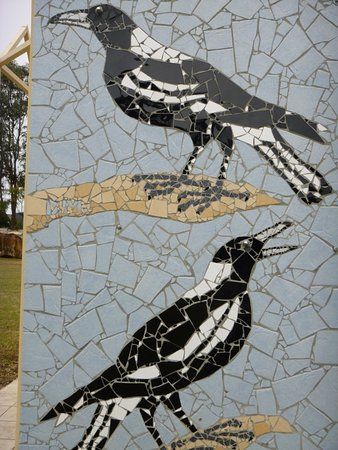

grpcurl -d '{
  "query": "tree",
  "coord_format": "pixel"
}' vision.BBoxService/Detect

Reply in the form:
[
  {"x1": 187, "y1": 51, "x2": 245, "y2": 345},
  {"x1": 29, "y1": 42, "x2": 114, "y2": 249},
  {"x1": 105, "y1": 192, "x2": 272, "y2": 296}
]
[{"x1": 0, "y1": 61, "x2": 28, "y2": 229}]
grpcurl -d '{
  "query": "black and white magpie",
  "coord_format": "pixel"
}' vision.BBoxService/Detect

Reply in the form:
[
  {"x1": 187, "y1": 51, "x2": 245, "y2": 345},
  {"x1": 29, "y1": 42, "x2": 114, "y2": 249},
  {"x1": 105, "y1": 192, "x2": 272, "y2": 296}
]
[
  {"x1": 41, "y1": 221, "x2": 297, "y2": 449},
  {"x1": 49, "y1": 4, "x2": 332, "y2": 209}
]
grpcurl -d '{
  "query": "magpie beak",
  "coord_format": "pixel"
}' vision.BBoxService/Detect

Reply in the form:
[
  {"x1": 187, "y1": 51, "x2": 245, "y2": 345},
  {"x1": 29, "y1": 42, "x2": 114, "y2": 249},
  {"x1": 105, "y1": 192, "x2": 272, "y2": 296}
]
[
  {"x1": 255, "y1": 221, "x2": 298, "y2": 259},
  {"x1": 48, "y1": 10, "x2": 90, "y2": 29}
]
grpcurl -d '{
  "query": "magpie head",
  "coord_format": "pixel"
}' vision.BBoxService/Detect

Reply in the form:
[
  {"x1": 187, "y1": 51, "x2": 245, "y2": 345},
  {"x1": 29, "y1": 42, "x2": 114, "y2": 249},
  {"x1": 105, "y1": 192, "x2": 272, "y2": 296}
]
[
  {"x1": 213, "y1": 221, "x2": 297, "y2": 266},
  {"x1": 49, "y1": 4, "x2": 136, "y2": 48}
]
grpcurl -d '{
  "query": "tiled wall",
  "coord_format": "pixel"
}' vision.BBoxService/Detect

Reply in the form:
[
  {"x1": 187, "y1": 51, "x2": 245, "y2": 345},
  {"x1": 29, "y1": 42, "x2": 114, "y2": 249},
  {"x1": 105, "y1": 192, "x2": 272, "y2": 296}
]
[{"x1": 19, "y1": 1, "x2": 337, "y2": 449}]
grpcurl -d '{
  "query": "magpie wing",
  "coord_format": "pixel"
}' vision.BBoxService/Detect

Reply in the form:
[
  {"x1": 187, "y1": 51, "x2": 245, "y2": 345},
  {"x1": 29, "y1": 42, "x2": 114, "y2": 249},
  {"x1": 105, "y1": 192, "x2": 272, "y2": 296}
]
[
  {"x1": 116, "y1": 301, "x2": 190, "y2": 373},
  {"x1": 180, "y1": 57, "x2": 324, "y2": 142},
  {"x1": 213, "y1": 69, "x2": 325, "y2": 142},
  {"x1": 115, "y1": 295, "x2": 222, "y2": 378},
  {"x1": 104, "y1": 48, "x2": 143, "y2": 80}
]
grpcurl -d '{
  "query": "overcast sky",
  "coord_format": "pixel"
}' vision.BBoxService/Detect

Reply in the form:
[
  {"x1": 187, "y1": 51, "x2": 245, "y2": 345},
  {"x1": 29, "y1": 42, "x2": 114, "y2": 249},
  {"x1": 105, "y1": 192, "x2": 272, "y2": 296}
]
[{"x1": 0, "y1": 0, "x2": 31, "y2": 64}]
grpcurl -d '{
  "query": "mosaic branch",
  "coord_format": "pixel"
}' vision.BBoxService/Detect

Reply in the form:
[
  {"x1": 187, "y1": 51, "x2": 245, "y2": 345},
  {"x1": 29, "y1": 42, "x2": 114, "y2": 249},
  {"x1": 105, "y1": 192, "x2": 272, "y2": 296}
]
[{"x1": 26, "y1": 173, "x2": 279, "y2": 232}]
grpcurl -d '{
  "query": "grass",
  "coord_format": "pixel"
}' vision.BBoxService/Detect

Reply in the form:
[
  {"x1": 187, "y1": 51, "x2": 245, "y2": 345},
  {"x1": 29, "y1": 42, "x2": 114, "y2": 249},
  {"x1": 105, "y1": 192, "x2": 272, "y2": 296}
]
[{"x1": 0, "y1": 257, "x2": 21, "y2": 388}]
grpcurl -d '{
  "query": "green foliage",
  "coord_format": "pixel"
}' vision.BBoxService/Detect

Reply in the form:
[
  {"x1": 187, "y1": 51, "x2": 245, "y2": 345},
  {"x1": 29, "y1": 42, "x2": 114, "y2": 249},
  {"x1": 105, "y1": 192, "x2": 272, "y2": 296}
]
[
  {"x1": 0, "y1": 200, "x2": 10, "y2": 227},
  {"x1": 0, "y1": 61, "x2": 28, "y2": 229},
  {"x1": 0, "y1": 258, "x2": 21, "y2": 387}
]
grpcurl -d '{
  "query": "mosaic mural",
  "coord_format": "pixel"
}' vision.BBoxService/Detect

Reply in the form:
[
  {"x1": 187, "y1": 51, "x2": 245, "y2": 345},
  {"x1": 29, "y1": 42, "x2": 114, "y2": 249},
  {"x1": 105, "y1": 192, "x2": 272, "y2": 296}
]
[{"x1": 19, "y1": 1, "x2": 337, "y2": 449}]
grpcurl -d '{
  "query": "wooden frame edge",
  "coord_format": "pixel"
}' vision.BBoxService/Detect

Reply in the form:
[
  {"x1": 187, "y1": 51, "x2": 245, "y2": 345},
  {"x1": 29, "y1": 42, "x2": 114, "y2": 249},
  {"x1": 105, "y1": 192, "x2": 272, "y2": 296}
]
[
  {"x1": 15, "y1": 1, "x2": 34, "y2": 448},
  {"x1": 0, "y1": 25, "x2": 30, "y2": 93}
]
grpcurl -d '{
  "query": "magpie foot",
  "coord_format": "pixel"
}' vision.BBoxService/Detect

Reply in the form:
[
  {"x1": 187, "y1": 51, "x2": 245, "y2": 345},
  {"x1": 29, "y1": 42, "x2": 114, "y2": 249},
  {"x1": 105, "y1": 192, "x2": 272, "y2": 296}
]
[
  {"x1": 205, "y1": 418, "x2": 243, "y2": 432},
  {"x1": 132, "y1": 174, "x2": 249, "y2": 215},
  {"x1": 132, "y1": 173, "x2": 213, "y2": 192},
  {"x1": 177, "y1": 180, "x2": 249, "y2": 214},
  {"x1": 170, "y1": 432, "x2": 237, "y2": 449},
  {"x1": 191, "y1": 431, "x2": 238, "y2": 449},
  {"x1": 177, "y1": 189, "x2": 248, "y2": 214},
  {"x1": 169, "y1": 424, "x2": 254, "y2": 449}
]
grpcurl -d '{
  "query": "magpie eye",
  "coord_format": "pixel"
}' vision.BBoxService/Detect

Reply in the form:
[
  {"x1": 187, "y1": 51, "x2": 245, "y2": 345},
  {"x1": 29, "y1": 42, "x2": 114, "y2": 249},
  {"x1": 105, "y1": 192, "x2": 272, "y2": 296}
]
[
  {"x1": 95, "y1": 6, "x2": 103, "y2": 15},
  {"x1": 240, "y1": 239, "x2": 251, "y2": 251}
]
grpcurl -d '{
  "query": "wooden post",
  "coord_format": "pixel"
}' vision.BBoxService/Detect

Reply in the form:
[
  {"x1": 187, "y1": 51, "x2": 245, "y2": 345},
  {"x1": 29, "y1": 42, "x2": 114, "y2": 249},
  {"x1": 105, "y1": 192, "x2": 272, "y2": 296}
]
[{"x1": 0, "y1": 26, "x2": 30, "y2": 93}]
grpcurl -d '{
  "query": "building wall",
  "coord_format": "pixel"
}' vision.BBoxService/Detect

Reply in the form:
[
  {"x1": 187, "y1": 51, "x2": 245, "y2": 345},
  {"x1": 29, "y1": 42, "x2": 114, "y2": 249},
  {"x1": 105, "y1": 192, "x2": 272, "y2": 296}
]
[{"x1": 19, "y1": 1, "x2": 337, "y2": 449}]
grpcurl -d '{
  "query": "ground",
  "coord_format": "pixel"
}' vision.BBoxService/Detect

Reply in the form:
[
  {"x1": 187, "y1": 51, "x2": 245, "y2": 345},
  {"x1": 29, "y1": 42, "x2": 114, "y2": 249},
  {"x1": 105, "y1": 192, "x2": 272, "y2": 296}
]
[{"x1": 0, "y1": 258, "x2": 21, "y2": 388}]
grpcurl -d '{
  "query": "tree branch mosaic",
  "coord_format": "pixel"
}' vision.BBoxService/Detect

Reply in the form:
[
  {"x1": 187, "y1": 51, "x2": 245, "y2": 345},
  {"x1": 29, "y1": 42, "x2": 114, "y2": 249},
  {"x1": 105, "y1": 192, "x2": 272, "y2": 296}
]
[{"x1": 25, "y1": 174, "x2": 279, "y2": 232}]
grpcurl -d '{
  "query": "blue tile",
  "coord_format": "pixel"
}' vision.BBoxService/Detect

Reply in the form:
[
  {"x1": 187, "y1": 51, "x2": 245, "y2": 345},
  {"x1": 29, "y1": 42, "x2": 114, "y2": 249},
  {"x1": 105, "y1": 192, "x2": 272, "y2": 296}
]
[
  {"x1": 66, "y1": 310, "x2": 103, "y2": 348},
  {"x1": 313, "y1": 330, "x2": 338, "y2": 365},
  {"x1": 78, "y1": 270, "x2": 107, "y2": 294},
  {"x1": 108, "y1": 254, "x2": 140, "y2": 288},
  {"x1": 134, "y1": 266, "x2": 172, "y2": 302},
  {"x1": 40, "y1": 361, "x2": 75, "y2": 405},
  {"x1": 22, "y1": 332, "x2": 55, "y2": 371},
  {"x1": 273, "y1": 369, "x2": 325, "y2": 409},
  {"x1": 97, "y1": 302, "x2": 127, "y2": 336},
  {"x1": 75, "y1": 342, "x2": 111, "y2": 377}
]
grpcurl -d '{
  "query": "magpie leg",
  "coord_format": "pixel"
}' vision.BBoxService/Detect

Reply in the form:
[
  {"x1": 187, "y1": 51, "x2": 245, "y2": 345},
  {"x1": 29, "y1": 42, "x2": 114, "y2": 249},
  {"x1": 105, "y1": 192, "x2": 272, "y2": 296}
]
[
  {"x1": 183, "y1": 145, "x2": 204, "y2": 175},
  {"x1": 71, "y1": 403, "x2": 121, "y2": 450},
  {"x1": 162, "y1": 392, "x2": 197, "y2": 434},
  {"x1": 218, "y1": 142, "x2": 234, "y2": 180},
  {"x1": 213, "y1": 124, "x2": 234, "y2": 180},
  {"x1": 130, "y1": 127, "x2": 243, "y2": 213},
  {"x1": 183, "y1": 130, "x2": 213, "y2": 175},
  {"x1": 139, "y1": 397, "x2": 165, "y2": 448}
]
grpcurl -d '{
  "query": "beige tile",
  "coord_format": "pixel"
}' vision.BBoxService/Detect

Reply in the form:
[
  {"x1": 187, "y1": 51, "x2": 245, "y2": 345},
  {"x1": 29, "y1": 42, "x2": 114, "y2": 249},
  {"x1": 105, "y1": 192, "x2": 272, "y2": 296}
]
[
  {"x1": 0, "y1": 421, "x2": 16, "y2": 439},
  {"x1": 25, "y1": 195, "x2": 46, "y2": 215},
  {"x1": 0, "y1": 406, "x2": 10, "y2": 417},
  {"x1": 148, "y1": 199, "x2": 168, "y2": 218},
  {"x1": 1, "y1": 406, "x2": 17, "y2": 422},
  {"x1": 0, "y1": 439, "x2": 15, "y2": 450},
  {"x1": 0, "y1": 392, "x2": 17, "y2": 407},
  {"x1": 1, "y1": 380, "x2": 18, "y2": 394},
  {"x1": 253, "y1": 421, "x2": 270, "y2": 436}
]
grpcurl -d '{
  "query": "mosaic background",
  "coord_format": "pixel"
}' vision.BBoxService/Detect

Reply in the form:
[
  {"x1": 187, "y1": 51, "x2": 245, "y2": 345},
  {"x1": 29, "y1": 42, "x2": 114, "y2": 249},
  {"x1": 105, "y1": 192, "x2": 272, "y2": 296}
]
[{"x1": 20, "y1": 0, "x2": 337, "y2": 449}]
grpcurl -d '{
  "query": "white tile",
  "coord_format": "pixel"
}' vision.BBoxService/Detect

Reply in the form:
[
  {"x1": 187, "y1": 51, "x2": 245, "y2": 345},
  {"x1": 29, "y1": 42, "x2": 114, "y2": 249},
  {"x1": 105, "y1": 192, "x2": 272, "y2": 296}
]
[
  {"x1": 133, "y1": 27, "x2": 147, "y2": 43},
  {"x1": 205, "y1": 100, "x2": 226, "y2": 113},
  {"x1": 120, "y1": 397, "x2": 141, "y2": 412},
  {"x1": 127, "y1": 366, "x2": 160, "y2": 379}
]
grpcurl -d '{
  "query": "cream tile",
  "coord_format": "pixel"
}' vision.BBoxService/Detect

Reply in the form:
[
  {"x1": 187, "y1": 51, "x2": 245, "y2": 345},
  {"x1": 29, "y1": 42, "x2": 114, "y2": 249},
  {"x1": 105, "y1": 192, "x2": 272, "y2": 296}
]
[
  {"x1": 0, "y1": 392, "x2": 17, "y2": 407},
  {"x1": 0, "y1": 406, "x2": 10, "y2": 416},
  {"x1": 0, "y1": 421, "x2": 16, "y2": 439},
  {"x1": 1, "y1": 381, "x2": 18, "y2": 394},
  {"x1": 0, "y1": 439, "x2": 15, "y2": 450},
  {"x1": 1, "y1": 406, "x2": 17, "y2": 422}
]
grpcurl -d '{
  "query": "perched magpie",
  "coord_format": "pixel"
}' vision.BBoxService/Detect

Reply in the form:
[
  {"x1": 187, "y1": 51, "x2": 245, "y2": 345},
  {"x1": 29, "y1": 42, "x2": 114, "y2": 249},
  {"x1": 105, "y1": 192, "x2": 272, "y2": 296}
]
[
  {"x1": 41, "y1": 222, "x2": 297, "y2": 449},
  {"x1": 49, "y1": 4, "x2": 332, "y2": 209}
]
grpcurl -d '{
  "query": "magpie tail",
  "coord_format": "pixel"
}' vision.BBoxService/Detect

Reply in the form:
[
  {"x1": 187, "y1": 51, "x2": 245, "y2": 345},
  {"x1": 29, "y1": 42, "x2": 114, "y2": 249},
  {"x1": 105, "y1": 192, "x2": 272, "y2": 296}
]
[
  {"x1": 274, "y1": 108, "x2": 328, "y2": 144},
  {"x1": 41, "y1": 387, "x2": 94, "y2": 423},
  {"x1": 255, "y1": 128, "x2": 332, "y2": 204}
]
